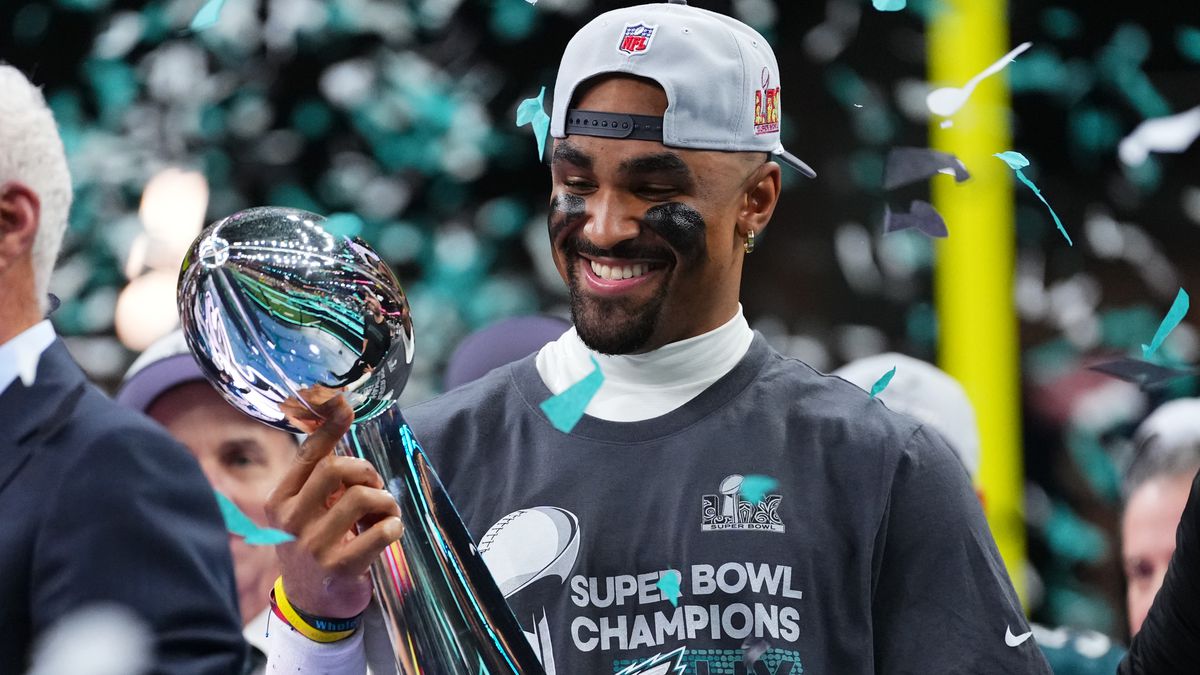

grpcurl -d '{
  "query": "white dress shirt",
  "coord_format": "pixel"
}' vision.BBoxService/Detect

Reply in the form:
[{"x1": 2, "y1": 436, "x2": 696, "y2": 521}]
[{"x1": 0, "y1": 320, "x2": 55, "y2": 394}]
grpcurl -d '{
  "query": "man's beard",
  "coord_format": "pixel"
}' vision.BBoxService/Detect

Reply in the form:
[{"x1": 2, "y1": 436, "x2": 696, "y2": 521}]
[
  {"x1": 566, "y1": 258, "x2": 669, "y2": 355},
  {"x1": 549, "y1": 196, "x2": 706, "y2": 355}
]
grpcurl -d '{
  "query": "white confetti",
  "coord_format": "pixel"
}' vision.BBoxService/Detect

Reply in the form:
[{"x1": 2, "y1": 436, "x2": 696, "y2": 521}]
[
  {"x1": 26, "y1": 604, "x2": 152, "y2": 675},
  {"x1": 926, "y1": 42, "x2": 1032, "y2": 116},
  {"x1": 1118, "y1": 106, "x2": 1200, "y2": 167}
]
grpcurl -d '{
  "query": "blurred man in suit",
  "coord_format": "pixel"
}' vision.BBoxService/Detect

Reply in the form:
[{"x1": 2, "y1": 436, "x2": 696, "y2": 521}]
[{"x1": 0, "y1": 63, "x2": 245, "y2": 674}]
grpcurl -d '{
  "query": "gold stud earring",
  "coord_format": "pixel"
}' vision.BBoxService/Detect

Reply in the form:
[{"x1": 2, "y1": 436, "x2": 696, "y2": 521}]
[{"x1": 744, "y1": 229, "x2": 756, "y2": 254}]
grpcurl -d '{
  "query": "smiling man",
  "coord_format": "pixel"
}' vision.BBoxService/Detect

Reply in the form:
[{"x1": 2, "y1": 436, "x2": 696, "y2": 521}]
[
  {"x1": 548, "y1": 80, "x2": 776, "y2": 357},
  {"x1": 265, "y1": 2, "x2": 1051, "y2": 673}
]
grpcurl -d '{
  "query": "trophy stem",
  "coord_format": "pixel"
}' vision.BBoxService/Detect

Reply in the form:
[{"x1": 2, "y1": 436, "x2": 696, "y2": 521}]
[{"x1": 335, "y1": 406, "x2": 544, "y2": 674}]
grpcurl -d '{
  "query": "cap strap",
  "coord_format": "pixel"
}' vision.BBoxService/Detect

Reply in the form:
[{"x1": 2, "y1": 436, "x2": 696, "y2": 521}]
[{"x1": 564, "y1": 109, "x2": 664, "y2": 141}]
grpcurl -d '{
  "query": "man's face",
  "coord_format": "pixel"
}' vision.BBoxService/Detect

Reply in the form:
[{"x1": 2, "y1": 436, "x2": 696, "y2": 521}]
[
  {"x1": 1121, "y1": 471, "x2": 1195, "y2": 636},
  {"x1": 548, "y1": 76, "x2": 777, "y2": 354},
  {"x1": 148, "y1": 381, "x2": 297, "y2": 625}
]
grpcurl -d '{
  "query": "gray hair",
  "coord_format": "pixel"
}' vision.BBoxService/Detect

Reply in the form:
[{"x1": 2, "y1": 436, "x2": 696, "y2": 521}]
[
  {"x1": 0, "y1": 64, "x2": 73, "y2": 314},
  {"x1": 1123, "y1": 436, "x2": 1200, "y2": 502}
]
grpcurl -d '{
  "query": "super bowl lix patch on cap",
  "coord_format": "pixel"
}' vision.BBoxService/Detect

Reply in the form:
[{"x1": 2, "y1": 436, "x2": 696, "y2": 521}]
[{"x1": 754, "y1": 67, "x2": 780, "y2": 135}]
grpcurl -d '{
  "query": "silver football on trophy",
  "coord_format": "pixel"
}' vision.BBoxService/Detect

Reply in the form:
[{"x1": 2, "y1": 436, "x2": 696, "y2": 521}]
[{"x1": 177, "y1": 206, "x2": 414, "y2": 432}]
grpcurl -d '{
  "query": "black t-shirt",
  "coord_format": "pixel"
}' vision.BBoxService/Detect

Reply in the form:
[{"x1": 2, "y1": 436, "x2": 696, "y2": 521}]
[{"x1": 399, "y1": 334, "x2": 1051, "y2": 674}]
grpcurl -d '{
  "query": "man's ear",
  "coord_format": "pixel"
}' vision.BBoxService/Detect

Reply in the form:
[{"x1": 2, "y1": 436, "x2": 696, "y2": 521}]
[
  {"x1": 737, "y1": 162, "x2": 781, "y2": 242},
  {"x1": 0, "y1": 183, "x2": 40, "y2": 275}
]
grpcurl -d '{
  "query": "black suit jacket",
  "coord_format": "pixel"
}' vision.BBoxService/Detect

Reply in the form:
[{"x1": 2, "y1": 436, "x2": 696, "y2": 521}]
[{"x1": 0, "y1": 339, "x2": 246, "y2": 674}]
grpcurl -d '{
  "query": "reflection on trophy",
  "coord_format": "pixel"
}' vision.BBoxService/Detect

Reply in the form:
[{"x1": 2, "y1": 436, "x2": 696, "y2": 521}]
[{"x1": 177, "y1": 206, "x2": 544, "y2": 674}]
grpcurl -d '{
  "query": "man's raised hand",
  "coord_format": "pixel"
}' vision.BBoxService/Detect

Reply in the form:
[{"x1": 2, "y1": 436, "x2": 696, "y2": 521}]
[{"x1": 265, "y1": 395, "x2": 403, "y2": 619}]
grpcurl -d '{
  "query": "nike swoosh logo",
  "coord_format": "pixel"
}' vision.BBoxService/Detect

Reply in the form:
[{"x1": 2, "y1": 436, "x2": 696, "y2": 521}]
[{"x1": 1006, "y1": 626, "x2": 1033, "y2": 647}]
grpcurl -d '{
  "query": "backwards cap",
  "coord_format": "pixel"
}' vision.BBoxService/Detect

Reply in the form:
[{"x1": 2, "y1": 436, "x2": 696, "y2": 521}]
[{"x1": 551, "y1": 0, "x2": 816, "y2": 178}]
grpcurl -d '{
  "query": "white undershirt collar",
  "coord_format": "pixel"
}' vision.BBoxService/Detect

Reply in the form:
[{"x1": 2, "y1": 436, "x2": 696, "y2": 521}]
[
  {"x1": 0, "y1": 320, "x2": 55, "y2": 394},
  {"x1": 535, "y1": 305, "x2": 754, "y2": 422}
]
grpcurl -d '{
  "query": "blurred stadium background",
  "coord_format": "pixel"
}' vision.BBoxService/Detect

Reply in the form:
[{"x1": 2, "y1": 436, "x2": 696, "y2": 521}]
[{"x1": 3, "y1": 0, "x2": 1199, "y2": 646}]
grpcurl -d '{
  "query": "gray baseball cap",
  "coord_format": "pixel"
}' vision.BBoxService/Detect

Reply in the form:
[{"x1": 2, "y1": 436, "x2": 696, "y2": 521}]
[{"x1": 551, "y1": 0, "x2": 816, "y2": 178}]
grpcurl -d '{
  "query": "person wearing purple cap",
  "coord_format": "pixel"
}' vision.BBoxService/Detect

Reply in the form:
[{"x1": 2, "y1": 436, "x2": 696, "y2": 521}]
[
  {"x1": 443, "y1": 315, "x2": 571, "y2": 390},
  {"x1": 265, "y1": 3, "x2": 1049, "y2": 673},
  {"x1": 118, "y1": 329, "x2": 301, "y2": 674}
]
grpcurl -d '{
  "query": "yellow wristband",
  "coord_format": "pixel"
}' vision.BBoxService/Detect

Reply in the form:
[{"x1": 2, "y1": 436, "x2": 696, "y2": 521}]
[{"x1": 272, "y1": 577, "x2": 357, "y2": 643}]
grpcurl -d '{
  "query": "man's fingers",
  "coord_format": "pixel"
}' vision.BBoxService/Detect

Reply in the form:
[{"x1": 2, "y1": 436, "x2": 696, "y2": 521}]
[
  {"x1": 310, "y1": 485, "x2": 400, "y2": 547},
  {"x1": 294, "y1": 457, "x2": 384, "y2": 522},
  {"x1": 300, "y1": 396, "x2": 355, "y2": 462},
  {"x1": 334, "y1": 517, "x2": 405, "y2": 576},
  {"x1": 272, "y1": 396, "x2": 355, "y2": 499}
]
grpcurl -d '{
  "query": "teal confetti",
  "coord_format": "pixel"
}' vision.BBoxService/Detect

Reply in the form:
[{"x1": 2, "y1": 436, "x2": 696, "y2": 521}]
[
  {"x1": 1066, "y1": 429, "x2": 1121, "y2": 501},
  {"x1": 1124, "y1": 155, "x2": 1162, "y2": 192},
  {"x1": 994, "y1": 151, "x2": 1030, "y2": 170},
  {"x1": 1045, "y1": 501, "x2": 1107, "y2": 564},
  {"x1": 1007, "y1": 48, "x2": 1094, "y2": 105},
  {"x1": 214, "y1": 490, "x2": 295, "y2": 545},
  {"x1": 825, "y1": 66, "x2": 895, "y2": 145},
  {"x1": 869, "y1": 366, "x2": 897, "y2": 398},
  {"x1": 291, "y1": 99, "x2": 334, "y2": 139},
  {"x1": 1013, "y1": 172, "x2": 1071, "y2": 246},
  {"x1": 1097, "y1": 25, "x2": 1171, "y2": 119},
  {"x1": 1069, "y1": 108, "x2": 1122, "y2": 156},
  {"x1": 267, "y1": 183, "x2": 323, "y2": 214},
  {"x1": 490, "y1": 0, "x2": 538, "y2": 41},
  {"x1": 740, "y1": 474, "x2": 779, "y2": 505},
  {"x1": 515, "y1": 86, "x2": 550, "y2": 161},
  {"x1": 540, "y1": 355, "x2": 603, "y2": 433},
  {"x1": 656, "y1": 570, "x2": 682, "y2": 607},
  {"x1": 1179, "y1": 27, "x2": 1200, "y2": 63},
  {"x1": 189, "y1": 0, "x2": 227, "y2": 31},
  {"x1": 994, "y1": 151, "x2": 1072, "y2": 246},
  {"x1": 1040, "y1": 7, "x2": 1082, "y2": 40},
  {"x1": 1142, "y1": 288, "x2": 1190, "y2": 359},
  {"x1": 83, "y1": 59, "x2": 138, "y2": 127},
  {"x1": 12, "y1": 4, "x2": 51, "y2": 44},
  {"x1": 873, "y1": 0, "x2": 906, "y2": 10},
  {"x1": 57, "y1": 0, "x2": 112, "y2": 10},
  {"x1": 323, "y1": 212, "x2": 365, "y2": 238}
]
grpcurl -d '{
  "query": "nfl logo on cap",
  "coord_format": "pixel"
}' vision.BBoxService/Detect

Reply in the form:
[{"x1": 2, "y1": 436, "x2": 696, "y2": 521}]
[{"x1": 618, "y1": 23, "x2": 656, "y2": 54}]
